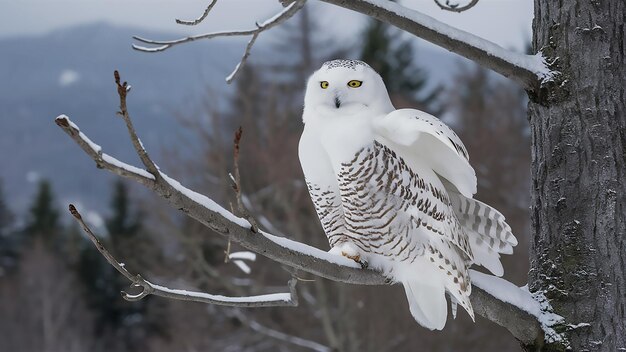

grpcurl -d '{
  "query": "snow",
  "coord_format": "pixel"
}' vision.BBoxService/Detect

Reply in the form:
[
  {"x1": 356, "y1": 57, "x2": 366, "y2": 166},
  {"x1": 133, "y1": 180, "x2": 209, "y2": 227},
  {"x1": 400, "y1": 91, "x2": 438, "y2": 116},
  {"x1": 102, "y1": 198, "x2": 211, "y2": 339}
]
[
  {"x1": 131, "y1": 44, "x2": 168, "y2": 52},
  {"x1": 471, "y1": 270, "x2": 539, "y2": 314},
  {"x1": 85, "y1": 210, "x2": 105, "y2": 229},
  {"x1": 79, "y1": 131, "x2": 102, "y2": 154},
  {"x1": 26, "y1": 171, "x2": 40, "y2": 183},
  {"x1": 58, "y1": 69, "x2": 80, "y2": 87},
  {"x1": 232, "y1": 260, "x2": 251, "y2": 274},
  {"x1": 225, "y1": 62, "x2": 240, "y2": 82},
  {"x1": 57, "y1": 115, "x2": 158, "y2": 181},
  {"x1": 365, "y1": 0, "x2": 554, "y2": 81},
  {"x1": 229, "y1": 251, "x2": 257, "y2": 261},
  {"x1": 101, "y1": 154, "x2": 155, "y2": 180},
  {"x1": 149, "y1": 282, "x2": 292, "y2": 303},
  {"x1": 567, "y1": 322, "x2": 591, "y2": 329},
  {"x1": 230, "y1": 252, "x2": 256, "y2": 274},
  {"x1": 56, "y1": 114, "x2": 78, "y2": 129},
  {"x1": 471, "y1": 270, "x2": 566, "y2": 343},
  {"x1": 261, "y1": 231, "x2": 361, "y2": 268},
  {"x1": 258, "y1": 1, "x2": 298, "y2": 27},
  {"x1": 56, "y1": 115, "x2": 102, "y2": 153},
  {"x1": 160, "y1": 173, "x2": 251, "y2": 228}
]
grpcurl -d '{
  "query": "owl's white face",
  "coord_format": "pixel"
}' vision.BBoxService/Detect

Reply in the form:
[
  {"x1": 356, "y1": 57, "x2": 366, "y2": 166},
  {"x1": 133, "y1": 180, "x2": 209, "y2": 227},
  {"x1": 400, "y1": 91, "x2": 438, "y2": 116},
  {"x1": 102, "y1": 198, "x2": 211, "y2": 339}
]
[{"x1": 303, "y1": 60, "x2": 394, "y2": 119}]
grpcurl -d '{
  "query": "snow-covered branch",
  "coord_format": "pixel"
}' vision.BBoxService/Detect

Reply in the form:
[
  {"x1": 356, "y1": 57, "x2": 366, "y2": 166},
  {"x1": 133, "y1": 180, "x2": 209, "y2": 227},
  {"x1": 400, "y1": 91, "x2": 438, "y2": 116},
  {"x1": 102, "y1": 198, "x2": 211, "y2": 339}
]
[
  {"x1": 54, "y1": 115, "x2": 155, "y2": 187},
  {"x1": 55, "y1": 72, "x2": 552, "y2": 344},
  {"x1": 318, "y1": 0, "x2": 553, "y2": 92},
  {"x1": 469, "y1": 270, "x2": 560, "y2": 346},
  {"x1": 133, "y1": 0, "x2": 306, "y2": 83},
  {"x1": 68, "y1": 204, "x2": 298, "y2": 307},
  {"x1": 136, "y1": 0, "x2": 554, "y2": 92}
]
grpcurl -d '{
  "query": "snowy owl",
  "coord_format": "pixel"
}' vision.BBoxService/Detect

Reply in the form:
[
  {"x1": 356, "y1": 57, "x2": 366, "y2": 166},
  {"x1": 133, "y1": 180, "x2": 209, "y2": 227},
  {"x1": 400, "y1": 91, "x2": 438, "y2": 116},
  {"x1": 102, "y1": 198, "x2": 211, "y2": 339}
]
[{"x1": 298, "y1": 59, "x2": 518, "y2": 330}]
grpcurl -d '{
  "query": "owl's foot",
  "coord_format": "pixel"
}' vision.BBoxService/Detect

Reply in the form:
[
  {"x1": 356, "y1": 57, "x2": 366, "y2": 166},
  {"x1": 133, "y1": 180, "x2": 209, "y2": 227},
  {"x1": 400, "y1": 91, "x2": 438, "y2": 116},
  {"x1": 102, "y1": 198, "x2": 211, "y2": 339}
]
[{"x1": 329, "y1": 243, "x2": 368, "y2": 269}]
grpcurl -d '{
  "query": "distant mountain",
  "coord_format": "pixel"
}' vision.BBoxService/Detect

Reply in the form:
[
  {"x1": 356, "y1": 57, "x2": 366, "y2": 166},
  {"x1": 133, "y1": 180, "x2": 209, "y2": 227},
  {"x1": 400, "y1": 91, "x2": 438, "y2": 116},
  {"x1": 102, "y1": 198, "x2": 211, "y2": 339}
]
[
  {"x1": 0, "y1": 22, "x2": 462, "y2": 220},
  {"x1": 0, "y1": 23, "x2": 246, "y2": 217}
]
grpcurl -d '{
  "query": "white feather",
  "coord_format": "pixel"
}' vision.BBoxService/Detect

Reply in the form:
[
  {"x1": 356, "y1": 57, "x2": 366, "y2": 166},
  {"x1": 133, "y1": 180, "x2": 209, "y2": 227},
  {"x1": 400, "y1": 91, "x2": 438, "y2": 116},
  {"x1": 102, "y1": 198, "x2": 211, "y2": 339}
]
[
  {"x1": 299, "y1": 60, "x2": 516, "y2": 330},
  {"x1": 373, "y1": 109, "x2": 476, "y2": 198}
]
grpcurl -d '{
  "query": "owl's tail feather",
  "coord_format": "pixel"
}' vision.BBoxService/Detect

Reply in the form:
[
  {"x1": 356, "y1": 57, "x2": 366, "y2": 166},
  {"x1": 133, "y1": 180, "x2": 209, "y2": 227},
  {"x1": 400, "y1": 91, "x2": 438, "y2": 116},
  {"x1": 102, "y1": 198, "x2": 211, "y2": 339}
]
[
  {"x1": 449, "y1": 193, "x2": 518, "y2": 277},
  {"x1": 402, "y1": 280, "x2": 447, "y2": 330}
]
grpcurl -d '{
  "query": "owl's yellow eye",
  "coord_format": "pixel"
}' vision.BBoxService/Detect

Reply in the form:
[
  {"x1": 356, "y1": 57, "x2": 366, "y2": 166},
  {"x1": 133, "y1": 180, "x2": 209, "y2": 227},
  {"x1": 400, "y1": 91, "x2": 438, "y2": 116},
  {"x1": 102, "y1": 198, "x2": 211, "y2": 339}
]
[
  {"x1": 320, "y1": 81, "x2": 329, "y2": 89},
  {"x1": 347, "y1": 80, "x2": 363, "y2": 88}
]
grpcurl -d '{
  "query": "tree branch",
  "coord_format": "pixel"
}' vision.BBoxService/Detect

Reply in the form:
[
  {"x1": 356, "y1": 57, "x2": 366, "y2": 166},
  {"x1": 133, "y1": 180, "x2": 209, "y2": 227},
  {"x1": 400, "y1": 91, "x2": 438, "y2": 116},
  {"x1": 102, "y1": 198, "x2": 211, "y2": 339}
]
[
  {"x1": 433, "y1": 0, "x2": 480, "y2": 13},
  {"x1": 56, "y1": 111, "x2": 549, "y2": 343},
  {"x1": 230, "y1": 126, "x2": 259, "y2": 232},
  {"x1": 55, "y1": 74, "x2": 551, "y2": 344},
  {"x1": 175, "y1": 0, "x2": 218, "y2": 26},
  {"x1": 114, "y1": 71, "x2": 160, "y2": 177},
  {"x1": 54, "y1": 115, "x2": 155, "y2": 188},
  {"x1": 135, "y1": 0, "x2": 553, "y2": 93},
  {"x1": 69, "y1": 204, "x2": 298, "y2": 307},
  {"x1": 317, "y1": 0, "x2": 553, "y2": 92},
  {"x1": 133, "y1": 0, "x2": 306, "y2": 83},
  {"x1": 230, "y1": 309, "x2": 332, "y2": 352}
]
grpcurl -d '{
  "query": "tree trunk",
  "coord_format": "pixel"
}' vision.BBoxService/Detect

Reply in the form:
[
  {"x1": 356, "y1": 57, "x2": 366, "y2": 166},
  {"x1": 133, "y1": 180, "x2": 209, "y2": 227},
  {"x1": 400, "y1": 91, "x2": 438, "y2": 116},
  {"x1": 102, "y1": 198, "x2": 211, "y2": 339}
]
[{"x1": 528, "y1": 1, "x2": 625, "y2": 351}]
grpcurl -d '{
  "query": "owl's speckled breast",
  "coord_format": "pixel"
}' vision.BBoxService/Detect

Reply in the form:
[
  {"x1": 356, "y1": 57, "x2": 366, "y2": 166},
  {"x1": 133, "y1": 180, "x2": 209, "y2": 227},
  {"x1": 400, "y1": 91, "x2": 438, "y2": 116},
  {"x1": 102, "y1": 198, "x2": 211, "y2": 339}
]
[{"x1": 336, "y1": 141, "x2": 472, "y2": 287}]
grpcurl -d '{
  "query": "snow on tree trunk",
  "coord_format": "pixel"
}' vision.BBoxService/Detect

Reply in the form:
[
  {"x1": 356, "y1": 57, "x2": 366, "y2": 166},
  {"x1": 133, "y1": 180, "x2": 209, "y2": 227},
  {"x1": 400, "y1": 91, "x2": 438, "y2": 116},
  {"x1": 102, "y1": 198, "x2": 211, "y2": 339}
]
[{"x1": 528, "y1": 1, "x2": 625, "y2": 351}]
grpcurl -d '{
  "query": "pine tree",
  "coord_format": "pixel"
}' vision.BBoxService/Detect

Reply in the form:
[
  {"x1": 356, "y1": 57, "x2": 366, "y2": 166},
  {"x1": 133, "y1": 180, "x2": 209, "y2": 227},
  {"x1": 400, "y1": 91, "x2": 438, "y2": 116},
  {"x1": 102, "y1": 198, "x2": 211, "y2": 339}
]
[
  {"x1": 24, "y1": 179, "x2": 60, "y2": 248},
  {"x1": 0, "y1": 180, "x2": 17, "y2": 274},
  {"x1": 77, "y1": 180, "x2": 153, "y2": 349},
  {"x1": 107, "y1": 180, "x2": 140, "y2": 234},
  {"x1": 359, "y1": 18, "x2": 442, "y2": 113},
  {"x1": 107, "y1": 180, "x2": 142, "y2": 259},
  {"x1": 0, "y1": 180, "x2": 11, "y2": 236}
]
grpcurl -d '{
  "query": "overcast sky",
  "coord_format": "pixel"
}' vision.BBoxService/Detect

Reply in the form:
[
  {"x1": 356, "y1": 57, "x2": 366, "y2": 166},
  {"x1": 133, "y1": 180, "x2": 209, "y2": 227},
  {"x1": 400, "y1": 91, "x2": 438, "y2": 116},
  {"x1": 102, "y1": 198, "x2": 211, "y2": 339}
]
[{"x1": 0, "y1": 0, "x2": 533, "y2": 51}]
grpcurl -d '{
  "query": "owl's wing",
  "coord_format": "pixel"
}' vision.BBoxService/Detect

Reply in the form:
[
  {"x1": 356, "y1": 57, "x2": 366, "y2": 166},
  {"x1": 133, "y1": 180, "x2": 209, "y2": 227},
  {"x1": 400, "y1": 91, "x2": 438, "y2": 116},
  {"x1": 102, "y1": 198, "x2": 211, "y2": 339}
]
[
  {"x1": 373, "y1": 109, "x2": 517, "y2": 277},
  {"x1": 336, "y1": 142, "x2": 475, "y2": 321},
  {"x1": 373, "y1": 108, "x2": 477, "y2": 198}
]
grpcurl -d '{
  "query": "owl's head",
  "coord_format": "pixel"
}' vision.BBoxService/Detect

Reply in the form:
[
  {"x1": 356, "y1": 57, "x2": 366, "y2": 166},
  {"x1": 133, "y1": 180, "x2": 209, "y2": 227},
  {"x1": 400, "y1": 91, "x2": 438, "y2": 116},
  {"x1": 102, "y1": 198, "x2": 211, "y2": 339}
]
[{"x1": 304, "y1": 59, "x2": 394, "y2": 118}]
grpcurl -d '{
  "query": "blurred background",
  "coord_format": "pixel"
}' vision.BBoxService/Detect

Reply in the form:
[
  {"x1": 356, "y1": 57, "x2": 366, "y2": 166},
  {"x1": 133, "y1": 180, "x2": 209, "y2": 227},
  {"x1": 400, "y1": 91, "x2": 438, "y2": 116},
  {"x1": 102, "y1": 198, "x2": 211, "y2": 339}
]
[{"x1": 0, "y1": 1, "x2": 533, "y2": 351}]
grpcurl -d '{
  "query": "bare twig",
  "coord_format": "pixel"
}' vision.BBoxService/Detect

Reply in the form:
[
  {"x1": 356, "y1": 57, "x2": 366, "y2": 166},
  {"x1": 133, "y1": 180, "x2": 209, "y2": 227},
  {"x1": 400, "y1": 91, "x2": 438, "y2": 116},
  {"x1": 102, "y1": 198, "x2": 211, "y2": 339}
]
[
  {"x1": 231, "y1": 309, "x2": 331, "y2": 352},
  {"x1": 133, "y1": 0, "x2": 306, "y2": 83},
  {"x1": 230, "y1": 127, "x2": 259, "y2": 232},
  {"x1": 224, "y1": 239, "x2": 232, "y2": 263},
  {"x1": 175, "y1": 0, "x2": 218, "y2": 25},
  {"x1": 69, "y1": 204, "x2": 298, "y2": 307},
  {"x1": 433, "y1": 0, "x2": 480, "y2": 13},
  {"x1": 226, "y1": 32, "x2": 260, "y2": 83},
  {"x1": 114, "y1": 71, "x2": 160, "y2": 177}
]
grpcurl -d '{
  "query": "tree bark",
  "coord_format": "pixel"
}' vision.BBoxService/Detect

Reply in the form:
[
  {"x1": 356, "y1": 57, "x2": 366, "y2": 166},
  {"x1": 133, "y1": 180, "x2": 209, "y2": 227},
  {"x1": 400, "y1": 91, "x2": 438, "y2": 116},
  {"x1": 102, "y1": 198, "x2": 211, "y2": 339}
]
[{"x1": 528, "y1": 1, "x2": 625, "y2": 351}]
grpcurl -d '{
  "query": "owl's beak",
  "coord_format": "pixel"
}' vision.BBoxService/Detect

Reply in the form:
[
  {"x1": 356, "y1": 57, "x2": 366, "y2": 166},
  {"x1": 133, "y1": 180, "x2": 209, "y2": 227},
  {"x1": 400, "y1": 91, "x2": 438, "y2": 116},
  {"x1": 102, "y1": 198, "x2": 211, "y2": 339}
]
[{"x1": 334, "y1": 95, "x2": 341, "y2": 108}]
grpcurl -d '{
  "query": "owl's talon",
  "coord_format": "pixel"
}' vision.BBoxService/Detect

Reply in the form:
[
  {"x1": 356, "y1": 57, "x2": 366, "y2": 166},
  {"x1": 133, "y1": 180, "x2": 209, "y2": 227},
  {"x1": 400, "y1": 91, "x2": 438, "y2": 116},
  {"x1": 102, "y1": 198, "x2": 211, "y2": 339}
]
[
  {"x1": 329, "y1": 243, "x2": 366, "y2": 268},
  {"x1": 342, "y1": 251, "x2": 368, "y2": 268}
]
